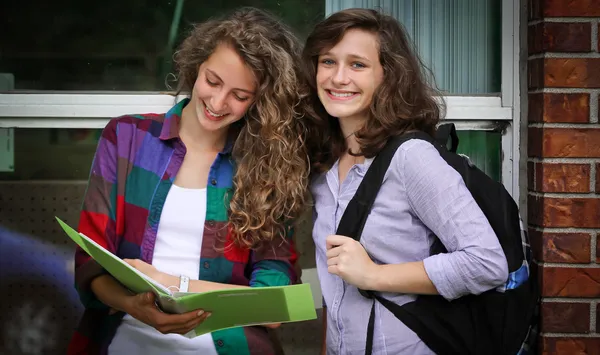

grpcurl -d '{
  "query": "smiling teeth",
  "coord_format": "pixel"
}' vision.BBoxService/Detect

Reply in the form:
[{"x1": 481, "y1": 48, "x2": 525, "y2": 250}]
[
  {"x1": 206, "y1": 107, "x2": 226, "y2": 117},
  {"x1": 330, "y1": 91, "x2": 354, "y2": 97}
]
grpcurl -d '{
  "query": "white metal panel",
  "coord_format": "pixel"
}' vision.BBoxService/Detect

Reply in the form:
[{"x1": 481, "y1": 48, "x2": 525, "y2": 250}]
[{"x1": 0, "y1": 94, "x2": 510, "y2": 128}]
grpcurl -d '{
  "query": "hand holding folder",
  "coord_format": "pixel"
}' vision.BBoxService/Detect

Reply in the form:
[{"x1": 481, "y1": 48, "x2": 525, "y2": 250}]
[{"x1": 56, "y1": 217, "x2": 317, "y2": 337}]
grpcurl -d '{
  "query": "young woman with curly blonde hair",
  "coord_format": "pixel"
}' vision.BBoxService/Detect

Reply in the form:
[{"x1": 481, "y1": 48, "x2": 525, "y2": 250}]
[{"x1": 68, "y1": 7, "x2": 310, "y2": 355}]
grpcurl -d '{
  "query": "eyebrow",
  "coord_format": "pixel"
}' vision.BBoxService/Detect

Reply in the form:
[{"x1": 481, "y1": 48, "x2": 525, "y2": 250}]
[
  {"x1": 321, "y1": 52, "x2": 372, "y2": 63},
  {"x1": 206, "y1": 69, "x2": 255, "y2": 94}
]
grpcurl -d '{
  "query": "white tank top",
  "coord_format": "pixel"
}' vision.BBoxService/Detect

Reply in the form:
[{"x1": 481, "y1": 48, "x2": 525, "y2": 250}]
[{"x1": 109, "y1": 184, "x2": 218, "y2": 355}]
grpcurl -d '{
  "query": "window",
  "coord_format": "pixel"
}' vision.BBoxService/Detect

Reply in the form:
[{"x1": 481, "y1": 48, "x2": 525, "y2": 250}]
[
  {"x1": 0, "y1": 0, "x2": 521, "y2": 195},
  {"x1": 1, "y1": 0, "x2": 323, "y2": 91}
]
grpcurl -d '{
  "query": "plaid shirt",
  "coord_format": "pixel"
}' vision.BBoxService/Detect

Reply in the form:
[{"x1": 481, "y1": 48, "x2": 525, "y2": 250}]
[{"x1": 68, "y1": 98, "x2": 299, "y2": 355}]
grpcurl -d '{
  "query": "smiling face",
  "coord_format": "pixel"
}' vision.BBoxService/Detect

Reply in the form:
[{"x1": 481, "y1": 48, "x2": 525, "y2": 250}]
[
  {"x1": 188, "y1": 43, "x2": 257, "y2": 134},
  {"x1": 316, "y1": 29, "x2": 384, "y2": 126}
]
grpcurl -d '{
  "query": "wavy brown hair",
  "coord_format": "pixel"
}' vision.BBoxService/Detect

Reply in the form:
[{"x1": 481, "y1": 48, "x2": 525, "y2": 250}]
[
  {"x1": 301, "y1": 8, "x2": 445, "y2": 173},
  {"x1": 173, "y1": 7, "x2": 310, "y2": 249}
]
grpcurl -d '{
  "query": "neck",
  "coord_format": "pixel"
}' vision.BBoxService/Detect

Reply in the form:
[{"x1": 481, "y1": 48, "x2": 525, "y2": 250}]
[
  {"x1": 339, "y1": 114, "x2": 366, "y2": 154},
  {"x1": 180, "y1": 101, "x2": 228, "y2": 152}
]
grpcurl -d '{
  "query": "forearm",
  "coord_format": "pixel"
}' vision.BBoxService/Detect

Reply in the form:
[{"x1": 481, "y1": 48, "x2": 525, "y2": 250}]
[
  {"x1": 160, "y1": 274, "x2": 247, "y2": 293},
  {"x1": 367, "y1": 261, "x2": 439, "y2": 295},
  {"x1": 90, "y1": 274, "x2": 134, "y2": 312}
]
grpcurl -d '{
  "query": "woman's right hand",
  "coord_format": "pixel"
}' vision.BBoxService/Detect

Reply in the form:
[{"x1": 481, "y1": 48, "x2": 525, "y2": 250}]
[{"x1": 124, "y1": 292, "x2": 210, "y2": 335}]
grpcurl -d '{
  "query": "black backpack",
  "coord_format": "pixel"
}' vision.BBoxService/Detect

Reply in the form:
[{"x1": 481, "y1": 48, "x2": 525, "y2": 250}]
[{"x1": 336, "y1": 123, "x2": 540, "y2": 355}]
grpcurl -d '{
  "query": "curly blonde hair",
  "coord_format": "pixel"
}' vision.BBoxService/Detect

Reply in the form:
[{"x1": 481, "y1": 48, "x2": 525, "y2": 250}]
[{"x1": 173, "y1": 7, "x2": 310, "y2": 249}]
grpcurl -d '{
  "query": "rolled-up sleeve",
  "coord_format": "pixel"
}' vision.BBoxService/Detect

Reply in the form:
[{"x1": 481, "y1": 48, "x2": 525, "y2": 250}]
[
  {"x1": 249, "y1": 225, "x2": 300, "y2": 287},
  {"x1": 398, "y1": 140, "x2": 509, "y2": 300}
]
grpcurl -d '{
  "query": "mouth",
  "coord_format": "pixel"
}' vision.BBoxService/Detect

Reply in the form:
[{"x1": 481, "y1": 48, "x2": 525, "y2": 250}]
[
  {"x1": 325, "y1": 89, "x2": 359, "y2": 101},
  {"x1": 203, "y1": 102, "x2": 228, "y2": 121}
]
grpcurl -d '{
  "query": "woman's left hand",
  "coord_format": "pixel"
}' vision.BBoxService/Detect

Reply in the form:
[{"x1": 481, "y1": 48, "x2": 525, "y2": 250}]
[
  {"x1": 325, "y1": 235, "x2": 379, "y2": 290},
  {"x1": 124, "y1": 259, "x2": 174, "y2": 288}
]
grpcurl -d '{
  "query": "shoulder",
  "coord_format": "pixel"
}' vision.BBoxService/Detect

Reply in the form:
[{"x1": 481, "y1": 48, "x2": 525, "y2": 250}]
[
  {"x1": 392, "y1": 137, "x2": 462, "y2": 185},
  {"x1": 101, "y1": 112, "x2": 167, "y2": 144}
]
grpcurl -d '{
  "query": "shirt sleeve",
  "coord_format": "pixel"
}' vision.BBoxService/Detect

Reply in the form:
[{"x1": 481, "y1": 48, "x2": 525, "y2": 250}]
[
  {"x1": 397, "y1": 139, "x2": 509, "y2": 300},
  {"x1": 73, "y1": 118, "x2": 120, "y2": 309},
  {"x1": 248, "y1": 225, "x2": 300, "y2": 287}
]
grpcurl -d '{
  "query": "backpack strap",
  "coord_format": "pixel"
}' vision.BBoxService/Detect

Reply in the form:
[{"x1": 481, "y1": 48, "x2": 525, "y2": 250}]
[
  {"x1": 335, "y1": 131, "x2": 432, "y2": 242},
  {"x1": 335, "y1": 131, "x2": 436, "y2": 355},
  {"x1": 435, "y1": 123, "x2": 459, "y2": 153}
]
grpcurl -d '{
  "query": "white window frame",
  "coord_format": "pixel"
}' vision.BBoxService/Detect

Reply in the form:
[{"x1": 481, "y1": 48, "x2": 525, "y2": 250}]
[{"x1": 0, "y1": 0, "x2": 522, "y2": 200}]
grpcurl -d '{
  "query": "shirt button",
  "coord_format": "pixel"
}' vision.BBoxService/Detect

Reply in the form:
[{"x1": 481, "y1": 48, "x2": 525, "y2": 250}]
[
  {"x1": 216, "y1": 339, "x2": 224, "y2": 347},
  {"x1": 211, "y1": 178, "x2": 217, "y2": 186},
  {"x1": 203, "y1": 261, "x2": 210, "y2": 269}
]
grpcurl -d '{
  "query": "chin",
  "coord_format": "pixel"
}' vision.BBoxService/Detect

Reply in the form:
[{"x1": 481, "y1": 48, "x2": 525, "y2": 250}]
[{"x1": 324, "y1": 107, "x2": 358, "y2": 119}]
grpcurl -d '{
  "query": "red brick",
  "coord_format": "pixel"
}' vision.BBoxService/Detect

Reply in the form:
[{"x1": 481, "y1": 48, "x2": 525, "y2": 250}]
[
  {"x1": 529, "y1": 23, "x2": 544, "y2": 54},
  {"x1": 597, "y1": 163, "x2": 600, "y2": 193},
  {"x1": 542, "y1": 267, "x2": 600, "y2": 297},
  {"x1": 528, "y1": 161, "x2": 535, "y2": 190},
  {"x1": 529, "y1": 22, "x2": 592, "y2": 54},
  {"x1": 597, "y1": 305, "x2": 600, "y2": 331},
  {"x1": 528, "y1": 58, "x2": 545, "y2": 90},
  {"x1": 529, "y1": 93, "x2": 590, "y2": 123},
  {"x1": 545, "y1": 58, "x2": 600, "y2": 88},
  {"x1": 529, "y1": 0, "x2": 543, "y2": 20},
  {"x1": 536, "y1": 128, "x2": 600, "y2": 158},
  {"x1": 541, "y1": 302, "x2": 591, "y2": 333},
  {"x1": 528, "y1": 127, "x2": 543, "y2": 158},
  {"x1": 541, "y1": 197, "x2": 600, "y2": 228},
  {"x1": 543, "y1": 0, "x2": 600, "y2": 17},
  {"x1": 528, "y1": 194, "x2": 543, "y2": 227},
  {"x1": 536, "y1": 163, "x2": 591, "y2": 193},
  {"x1": 542, "y1": 337, "x2": 600, "y2": 355},
  {"x1": 533, "y1": 231, "x2": 592, "y2": 263}
]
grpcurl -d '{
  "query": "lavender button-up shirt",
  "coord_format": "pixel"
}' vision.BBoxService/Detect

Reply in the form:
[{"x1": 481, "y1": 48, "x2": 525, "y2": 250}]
[{"x1": 311, "y1": 139, "x2": 509, "y2": 355}]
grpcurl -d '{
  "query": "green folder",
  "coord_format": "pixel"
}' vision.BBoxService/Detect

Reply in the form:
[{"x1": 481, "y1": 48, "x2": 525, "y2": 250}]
[{"x1": 56, "y1": 216, "x2": 317, "y2": 336}]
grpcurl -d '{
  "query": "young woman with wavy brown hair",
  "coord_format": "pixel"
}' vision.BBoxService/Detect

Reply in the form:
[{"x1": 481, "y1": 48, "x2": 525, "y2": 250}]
[
  {"x1": 302, "y1": 8, "x2": 508, "y2": 354},
  {"x1": 69, "y1": 7, "x2": 310, "y2": 355}
]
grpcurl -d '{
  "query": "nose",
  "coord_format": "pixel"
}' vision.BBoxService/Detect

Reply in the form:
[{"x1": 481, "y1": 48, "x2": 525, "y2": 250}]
[
  {"x1": 332, "y1": 65, "x2": 350, "y2": 86},
  {"x1": 210, "y1": 91, "x2": 228, "y2": 112}
]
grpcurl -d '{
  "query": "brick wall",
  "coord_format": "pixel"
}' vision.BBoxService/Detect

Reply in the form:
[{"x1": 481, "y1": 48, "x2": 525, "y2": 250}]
[{"x1": 528, "y1": 0, "x2": 600, "y2": 353}]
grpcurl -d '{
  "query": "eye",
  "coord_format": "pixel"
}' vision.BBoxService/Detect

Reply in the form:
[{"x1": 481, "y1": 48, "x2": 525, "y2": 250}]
[
  {"x1": 233, "y1": 93, "x2": 250, "y2": 102},
  {"x1": 206, "y1": 78, "x2": 218, "y2": 87},
  {"x1": 320, "y1": 58, "x2": 335, "y2": 66},
  {"x1": 351, "y1": 62, "x2": 366, "y2": 69}
]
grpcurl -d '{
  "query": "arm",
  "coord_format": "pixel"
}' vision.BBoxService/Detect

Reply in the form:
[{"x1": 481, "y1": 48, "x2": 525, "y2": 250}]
[
  {"x1": 74, "y1": 118, "x2": 120, "y2": 310},
  {"x1": 325, "y1": 141, "x2": 508, "y2": 299},
  {"x1": 398, "y1": 140, "x2": 508, "y2": 300},
  {"x1": 76, "y1": 119, "x2": 207, "y2": 334},
  {"x1": 326, "y1": 236, "x2": 438, "y2": 295}
]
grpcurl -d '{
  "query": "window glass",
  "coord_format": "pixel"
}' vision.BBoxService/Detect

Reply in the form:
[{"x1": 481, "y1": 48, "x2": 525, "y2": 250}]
[
  {"x1": 0, "y1": 0, "x2": 325, "y2": 91},
  {"x1": 327, "y1": 0, "x2": 502, "y2": 94}
]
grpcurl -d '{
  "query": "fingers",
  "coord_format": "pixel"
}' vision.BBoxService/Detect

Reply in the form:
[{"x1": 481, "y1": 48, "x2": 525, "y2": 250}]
[
  {"x1": 123, "y1": 258, "x2": 137, "y2": 267},
  {"x1": 326, "y1": 256, "x2": 339, "y2": 266},
  {"x1": 264, "y1": 322, "x2": 281, "y2": 329},
  {"x1": 168, "y1": 312, "x2": 211, "y2": 335},
  {"x1": 326, "y1": 246, "x2": 341, "y2": 259},
  {"x1": 326, "y1": 235, "x2": 353, "y2": 250},
  {"x1": 151, "y1": 309, "x2": 209, "y2": 334}
]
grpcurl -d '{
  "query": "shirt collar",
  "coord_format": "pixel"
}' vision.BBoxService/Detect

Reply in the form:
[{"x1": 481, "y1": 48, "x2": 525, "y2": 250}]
[{"x1": 159, "y1": 97, "x2": 234, "y2": 155}]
